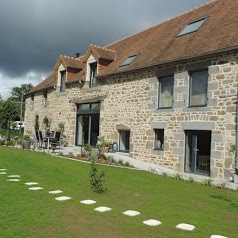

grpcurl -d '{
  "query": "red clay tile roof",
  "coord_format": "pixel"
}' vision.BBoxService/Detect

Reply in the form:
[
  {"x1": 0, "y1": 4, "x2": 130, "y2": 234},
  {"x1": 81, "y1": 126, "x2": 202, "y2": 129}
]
[
  {"x1": 26, "y1": 72, "x2": 57, "y2": 95},
  {"x1": 53, "y1": 55, "x2": 84, "y2": 71},
  {"x1": 82, "y1": 44, "x2": 117, "y2": 62},
  {"x1": 96, "y1": 0, "x2": 238, "y2": 77},
  {"x1": 29, "y1": 0, "x2": 238, "y2": 91}
]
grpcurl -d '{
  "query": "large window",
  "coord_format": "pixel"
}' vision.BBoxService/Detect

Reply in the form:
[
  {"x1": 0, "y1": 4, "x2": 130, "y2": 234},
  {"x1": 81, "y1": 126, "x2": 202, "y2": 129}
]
[
  {"x1": 76, "y1": 103, "x2": 100, "y2": 147},
  {"x1": 158, "y1": 75, "x2": 174, "y2": 108},
  {"x1": 60, "y1": 70, "x2": 66, "y2": 92},
  {"x1": 89, "y1": 63, "x2": 97, "y2": 87},
  {"x1": 189, "y1": 70, "x2": 208, "y2": 107},
  {"x1": 154, "y1": 129, "x2": 164, "y2": 150}
]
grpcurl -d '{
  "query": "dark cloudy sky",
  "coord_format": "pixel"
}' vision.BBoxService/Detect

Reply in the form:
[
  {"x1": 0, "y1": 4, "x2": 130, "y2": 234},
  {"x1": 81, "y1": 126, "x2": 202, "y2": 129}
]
[{"x1": 0, "y1": 0, "x2": 211, "y2": 99}]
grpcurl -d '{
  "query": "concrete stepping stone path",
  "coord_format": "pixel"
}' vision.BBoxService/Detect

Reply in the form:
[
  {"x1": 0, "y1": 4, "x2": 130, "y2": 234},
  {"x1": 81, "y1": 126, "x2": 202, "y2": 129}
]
[
  {"x1": 143, "y1": 219, "x2": 162, "y2": 226},
  {"x1": 55, "y1": 196, "x2": 71, "y2": 201},
  {"x1": 210, "y1": 236, "x2": 228, "y2": 238},
  {"x1": 8, "y1": 175, "x2": 20, "y2": 178},
  {"x1": 123, "y1": 210, "x2": 140, "y2": 216},
  {"x1": 0, "y1": 169, "x2": 7, "y2": 171},
  {"x1": 49, "y1": 190, "x2": 63, "y2": 194},
  {"x1": 176, "y1": 223, "x2": 195, "y2": 231},
  {"x1": 94, "y1": 206, "x2": 111, "y2": 212},
  {"x1": 25, "y1": 182, "x2": 38, "y2": 186},
  {"x1": 28, "y1": 187, "x2": 43, "y2": 191},
  {"x1": 80, "y1": 200, "x2": 96, "y2": 205},
  {"x1": 7, "y1": 179, "x2": 20, "y2": 182},
  {"x1": 0, "y1": 172, "x2": 7, "y2": 175}
]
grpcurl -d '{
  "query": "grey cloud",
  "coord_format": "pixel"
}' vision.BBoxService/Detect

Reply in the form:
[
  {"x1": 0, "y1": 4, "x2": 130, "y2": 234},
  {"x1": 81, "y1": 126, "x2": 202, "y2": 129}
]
[{"x1": 0, "y1": 0, "x2": 210, "y2": 78}]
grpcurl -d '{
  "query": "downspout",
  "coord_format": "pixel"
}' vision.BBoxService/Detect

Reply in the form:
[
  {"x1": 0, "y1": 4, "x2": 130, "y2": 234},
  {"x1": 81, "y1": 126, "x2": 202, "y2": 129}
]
[{"x1": 236, "y1": 92, "x2": 238, "y2": 175}]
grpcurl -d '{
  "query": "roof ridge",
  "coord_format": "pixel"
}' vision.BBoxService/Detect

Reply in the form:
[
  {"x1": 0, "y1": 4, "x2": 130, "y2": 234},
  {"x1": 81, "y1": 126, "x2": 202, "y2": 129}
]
[
  {"x1": 91, "y1": 44, "x2": 116, "y2": 53},
  {"x1": 105, "y1": 0, "x2": 215, "y2": 48},
  {"x1": 61, "y1": 54, "x2": 83, "y2": 61}
]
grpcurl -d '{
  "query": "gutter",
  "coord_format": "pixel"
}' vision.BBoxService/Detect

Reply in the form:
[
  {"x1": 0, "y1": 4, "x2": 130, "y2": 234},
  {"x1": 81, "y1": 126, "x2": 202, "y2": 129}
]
[
  {"x1": 97, "y1": 45, "x2": 238, "y2": 79},
  {"x1": 24, "y1": 85, "x2": 55, "y2": 98}
]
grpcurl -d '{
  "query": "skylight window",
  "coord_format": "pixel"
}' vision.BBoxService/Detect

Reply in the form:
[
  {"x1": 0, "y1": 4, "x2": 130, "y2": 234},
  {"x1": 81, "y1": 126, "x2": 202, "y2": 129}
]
[
  {"x1": 177, "y1": 18, "x2": 207, "y2": 37},
  {"x1": 120, "y1": 54, "x2": 138, "y2": 67}
]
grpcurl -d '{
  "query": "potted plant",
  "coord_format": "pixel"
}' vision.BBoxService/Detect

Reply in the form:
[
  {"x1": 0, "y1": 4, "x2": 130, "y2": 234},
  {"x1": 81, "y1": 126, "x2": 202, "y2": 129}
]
[
  {"x1": 58, "y1": 122, "x2": 65, "y2": 133},
  {"x1": 101, "y1": 140, "x2": 112, "y2": 153},
  {"x1": 51, "y1": 137, "x2": 58, "y2": 153},
  {"x1": 22, "y1": 135, "x2": 31, "y2": 150}
]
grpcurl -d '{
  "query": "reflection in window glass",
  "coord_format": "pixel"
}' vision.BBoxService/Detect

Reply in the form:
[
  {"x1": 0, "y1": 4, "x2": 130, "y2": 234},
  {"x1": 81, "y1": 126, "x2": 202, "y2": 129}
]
[
  {"x1": 177, "y1": 18, "x2": 207, "y2": 37},
  {"x1": 154, "y1": 129, "x2": 164, "y2": 150},
  {"x1": 119, "y1": 131, "x2": 130, "y2": 152},
  {"x1": 189, "y1": 70, "x2": 208, "y2": 106},
  {"x1": 159, "y1": 76, "x2": 174, "y2": 108}
]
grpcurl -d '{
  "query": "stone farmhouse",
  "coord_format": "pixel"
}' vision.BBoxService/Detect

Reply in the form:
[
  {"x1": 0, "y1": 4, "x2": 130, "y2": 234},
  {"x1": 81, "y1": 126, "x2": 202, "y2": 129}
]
[{"x1": 25, "y1": 0, "x2": 238, "y2": 180}]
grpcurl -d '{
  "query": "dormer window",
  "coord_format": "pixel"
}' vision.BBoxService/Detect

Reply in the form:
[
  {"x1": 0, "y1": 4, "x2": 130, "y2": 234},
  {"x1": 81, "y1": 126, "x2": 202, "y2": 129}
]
[
  {"x1": 60, "y1": 70, "x2": 66, "y2": 92},
  {"x1": 177, "y1": 18, "x2": 207, "y2": 37},
  {"x1": 89, "y1": 63, "x2": 97, "y2": 87}
]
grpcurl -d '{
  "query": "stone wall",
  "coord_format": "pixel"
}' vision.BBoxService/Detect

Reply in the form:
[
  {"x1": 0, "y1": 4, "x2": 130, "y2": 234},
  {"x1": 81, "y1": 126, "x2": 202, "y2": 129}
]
[{"x1": 24, "y1": 51, "x2": 238, "y2": 179}]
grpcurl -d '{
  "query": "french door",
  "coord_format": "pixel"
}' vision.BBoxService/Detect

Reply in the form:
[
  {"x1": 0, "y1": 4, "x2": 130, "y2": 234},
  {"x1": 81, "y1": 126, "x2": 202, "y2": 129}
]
[
  {"x1": 185, "y1": 131, "x2": 211, "y2": 175},
  {"x1": 76, "y1": 103, "x2": 100, "y2": 147}
]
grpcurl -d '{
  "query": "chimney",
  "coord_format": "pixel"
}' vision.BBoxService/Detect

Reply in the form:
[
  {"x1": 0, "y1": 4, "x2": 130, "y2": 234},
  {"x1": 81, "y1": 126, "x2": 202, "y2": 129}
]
[{"x1": 76, "y1": 53, "x2": 80, "y2": 58}]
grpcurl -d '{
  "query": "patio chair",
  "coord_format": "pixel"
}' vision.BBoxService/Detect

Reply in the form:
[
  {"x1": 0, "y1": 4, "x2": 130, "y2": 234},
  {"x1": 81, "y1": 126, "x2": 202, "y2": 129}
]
[
  {"x1": 34, "y1": 130, "x2": 44, "y2": 149},
  {"x1": 55, "y1": 131, "x2": 61, "y2": 149}
]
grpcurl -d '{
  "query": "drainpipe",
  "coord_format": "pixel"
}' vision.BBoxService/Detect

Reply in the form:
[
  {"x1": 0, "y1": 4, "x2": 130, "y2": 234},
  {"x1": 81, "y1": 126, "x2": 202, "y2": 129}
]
[{"x1": 236, "y1": 92, "x2": 238, "y2": 175}]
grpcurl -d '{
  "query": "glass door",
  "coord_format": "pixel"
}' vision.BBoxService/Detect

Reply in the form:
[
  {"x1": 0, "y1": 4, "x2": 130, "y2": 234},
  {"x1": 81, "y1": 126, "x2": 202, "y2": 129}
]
[
  {"x1": 185, "y1": 131, "x2": 211, "y2": 175},
  {"x1": 76, "y1": 103, "x2": 100, "y2": 147}
]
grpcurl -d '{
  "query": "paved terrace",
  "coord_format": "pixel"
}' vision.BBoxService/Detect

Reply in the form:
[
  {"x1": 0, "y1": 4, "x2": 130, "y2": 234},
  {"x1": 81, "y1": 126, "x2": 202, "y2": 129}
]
[{"x1": 19, "y1": 145, "x2": 238, "y2": 191}]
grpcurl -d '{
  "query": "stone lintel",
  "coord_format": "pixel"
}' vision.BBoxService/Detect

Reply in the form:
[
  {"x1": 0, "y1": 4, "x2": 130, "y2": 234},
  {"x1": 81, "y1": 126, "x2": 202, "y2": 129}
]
[
  {"x1": 181, "y1": 121, "x2": 215, "y2": 130},
  {"x1": 69, "y1": 95, "x2": 107, "y2": 104},
  {"x1": 151, "y1": 122, "x2": 167, "y2": 129}
]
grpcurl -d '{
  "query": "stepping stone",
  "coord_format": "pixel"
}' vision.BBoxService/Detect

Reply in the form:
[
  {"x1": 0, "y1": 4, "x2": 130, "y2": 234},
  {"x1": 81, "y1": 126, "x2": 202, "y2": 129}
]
[
  {"x1": 176, "y1": 223, "x2": 195, "y2": 231},
  {"x1": 94, "y1": 206, "x2": 111, "y2": 212},
  {"x1": 210, "y1": 236, "x2": 228, "y2": 238},
  {"x1": 25, "y1": 182, "x2": 38, "y2": 186},
  {"x1": 80, "y1": 200, "x2": 96, "y2": 205},
  {"x1": 28, "y1": 187, "x2": 43, "y2": 191},
  {"x1": 0, "y1": 169, "x2": 7, "y2": 171},
  {"x1": 7, "y1": 179, "x2": 20, "y2": 182},
  {"x1": 55, "y1": 196, "x2": 71, "y2": 201},
  {"x1": 143, "y1": 219, "x2": 162, "y2": 226},
  {"x1": 8, "y1": 175, "x2": 20, "y2": 178},
  {"x1": 123, "y1": 210, "x2": 140, "y2": 216},
  {"x1": 0, "y1": 172, "x2": 7, "y2": 175},
  {"x1": 49, "y1": 190, "x2": 63, "y2": 194}
]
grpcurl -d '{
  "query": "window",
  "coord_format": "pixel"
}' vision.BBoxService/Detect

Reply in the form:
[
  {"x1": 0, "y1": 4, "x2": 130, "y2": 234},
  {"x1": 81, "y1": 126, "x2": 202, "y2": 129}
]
[
  {"x1": 158, "y1": 75, "x2": 174, "y2": 108},
  {"x1": 177, "y1": 18, "x2": 207, "y2": 37},
  {"x1": 154, "y1": 129, "x2": 164, "y2": 150},
  {"x1": 44, "y1": 92, "x2": 48, "y2": 107},
  {"x1": 189, "y1": 69, "x2": 208, "y2": 107},
  {"x1": 60, "y1": 70, "x2": 66, "y2": 92},
  {"x1": 120, "y1": 54, "x2": 138, "y2": 67},
  {"x1": 31, "y1": 95, "x2": 34, "y2": 110},
  {"x1": 119, "y1": 130, "x2": 130, "y2": 152},
  {"x1": 89, "y1": 63, "x2": 97, "y2": 87}
]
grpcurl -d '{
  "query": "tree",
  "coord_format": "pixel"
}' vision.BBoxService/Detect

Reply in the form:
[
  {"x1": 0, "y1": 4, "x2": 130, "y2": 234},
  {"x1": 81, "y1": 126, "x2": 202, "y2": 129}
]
[
  {"x1": 9, "y1": 83, "x2": 33, "y2": 121},
  {"x1": 9, "y1": 84, "x2": 33, "y2": 102},
  {"x1": 0, "y1": 97, "x2": 19, "y2": 131}
]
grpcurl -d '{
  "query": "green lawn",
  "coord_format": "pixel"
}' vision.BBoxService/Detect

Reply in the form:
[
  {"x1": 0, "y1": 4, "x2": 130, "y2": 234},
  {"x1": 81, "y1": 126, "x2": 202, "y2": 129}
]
[{"x1": 0, "y1": 147, "x2": 238, "y2": 238}]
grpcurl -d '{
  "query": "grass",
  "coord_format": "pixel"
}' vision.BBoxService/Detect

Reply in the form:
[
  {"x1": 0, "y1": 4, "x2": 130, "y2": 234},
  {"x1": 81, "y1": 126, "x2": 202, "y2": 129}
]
[{"x1": 0, "y1": 146, "x2": 238, "y2": 238}]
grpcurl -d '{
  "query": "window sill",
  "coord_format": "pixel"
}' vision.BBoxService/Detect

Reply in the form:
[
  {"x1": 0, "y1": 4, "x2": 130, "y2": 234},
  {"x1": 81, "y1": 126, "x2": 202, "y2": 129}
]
[
  {"x1": 188, "y1": 104, "x2": 207, "y2": 108},
  {"x1": 157, "y1": 107, "x2": 173, "y2": 110},
  {"x1": 153, "y1": 149, "x2": 164, "y2": 155}
]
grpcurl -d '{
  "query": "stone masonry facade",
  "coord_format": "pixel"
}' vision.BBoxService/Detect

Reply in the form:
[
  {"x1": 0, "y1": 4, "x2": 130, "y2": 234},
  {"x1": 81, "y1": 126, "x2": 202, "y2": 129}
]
[{"x1": 25, "y1": 51, "x2": 238, "y2": 179}]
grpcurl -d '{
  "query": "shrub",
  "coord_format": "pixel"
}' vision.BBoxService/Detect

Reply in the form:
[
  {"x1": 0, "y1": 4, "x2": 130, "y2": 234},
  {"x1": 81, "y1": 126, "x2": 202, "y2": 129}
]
[
  {"x1": 203, "y1": 178, "x2": 213, "y2": 186},
  {"x1": 89, "y1": 161, "x2": 106, "y2": 193}
]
